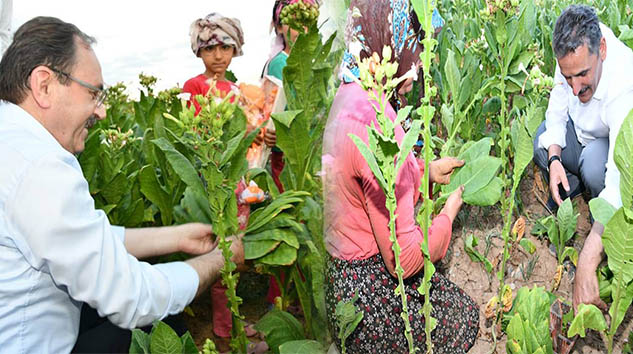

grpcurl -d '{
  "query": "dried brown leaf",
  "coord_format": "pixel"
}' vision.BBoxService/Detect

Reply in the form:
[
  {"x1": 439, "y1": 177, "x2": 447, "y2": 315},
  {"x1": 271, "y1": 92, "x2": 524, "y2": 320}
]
[
  {"x1": 484, "y1": 295, "x2": 499, "y2": 319},
  {"x1": 512, "y1": 216, "x2": 526, "y2": 242}
]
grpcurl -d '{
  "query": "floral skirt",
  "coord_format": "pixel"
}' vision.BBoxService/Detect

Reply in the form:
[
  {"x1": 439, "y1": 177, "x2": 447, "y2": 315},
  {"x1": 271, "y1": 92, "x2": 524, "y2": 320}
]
[{"x1": 325, "y1": 254, "x2": 479, "y2": 354}]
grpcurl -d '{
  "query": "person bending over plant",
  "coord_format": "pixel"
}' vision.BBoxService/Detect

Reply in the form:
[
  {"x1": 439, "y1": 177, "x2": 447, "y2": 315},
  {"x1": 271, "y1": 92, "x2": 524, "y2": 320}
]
[{"x1": 322, "y1": 1, "x2": 479, "y2": 352}]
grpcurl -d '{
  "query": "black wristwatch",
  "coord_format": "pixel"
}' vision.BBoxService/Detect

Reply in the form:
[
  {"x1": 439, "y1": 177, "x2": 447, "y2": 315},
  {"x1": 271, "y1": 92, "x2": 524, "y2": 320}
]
[{"x1": 547, "y1": 155, "x2": 561, "y2": 171}]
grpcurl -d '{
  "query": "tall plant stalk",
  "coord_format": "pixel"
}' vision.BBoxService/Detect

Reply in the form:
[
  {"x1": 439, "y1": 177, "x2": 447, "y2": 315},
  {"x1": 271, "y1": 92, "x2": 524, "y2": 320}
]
[
  {"x1": 411, "y1": 0, "x2": 439, "y2": 352},
  {"x1": 348, "y1": 46, "x2": 421, "y2": 353}
]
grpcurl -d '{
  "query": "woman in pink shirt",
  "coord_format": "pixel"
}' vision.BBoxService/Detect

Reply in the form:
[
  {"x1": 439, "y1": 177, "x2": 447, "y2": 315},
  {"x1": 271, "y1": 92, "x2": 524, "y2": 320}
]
[{"x1": 323, "y1": 1, "x2": 479, "y2": 352}]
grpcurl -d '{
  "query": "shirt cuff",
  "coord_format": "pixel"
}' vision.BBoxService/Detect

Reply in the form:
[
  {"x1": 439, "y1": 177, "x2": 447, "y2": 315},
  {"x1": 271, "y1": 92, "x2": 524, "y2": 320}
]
[
  {"x1": 538, "y1": 129, "x2": 566, "y2": 150},
  {"x1": 154, "y1": 262, "x2": 199, "y2": 316},
  {"x1": 110, "y1": 225, "x2": 126, "y2": 243}
]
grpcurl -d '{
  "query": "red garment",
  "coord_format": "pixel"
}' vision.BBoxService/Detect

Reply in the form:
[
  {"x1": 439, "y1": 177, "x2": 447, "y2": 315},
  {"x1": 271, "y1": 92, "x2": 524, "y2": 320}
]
[
  {"x1": 322, "y1": 83, "x2": 452, "y2": 279},
  {"x1": 182, "y1": 74, "x2": 237, "y2": 115}
]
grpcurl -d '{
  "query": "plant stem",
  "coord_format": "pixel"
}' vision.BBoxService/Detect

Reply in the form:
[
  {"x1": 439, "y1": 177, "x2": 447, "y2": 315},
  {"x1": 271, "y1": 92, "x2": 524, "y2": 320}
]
[{"x1": 417, "y1": 0, "x2": 438, "y2": 352}]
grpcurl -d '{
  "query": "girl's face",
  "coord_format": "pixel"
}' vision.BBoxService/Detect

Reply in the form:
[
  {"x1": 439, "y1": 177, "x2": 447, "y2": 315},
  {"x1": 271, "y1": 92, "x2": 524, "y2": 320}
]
[
  {"x1": 277, "y1": 24, "x2": 300, "y2": 49},
  {"x1": 200, "y1": 44, "x2": 234, "y2": 78}
]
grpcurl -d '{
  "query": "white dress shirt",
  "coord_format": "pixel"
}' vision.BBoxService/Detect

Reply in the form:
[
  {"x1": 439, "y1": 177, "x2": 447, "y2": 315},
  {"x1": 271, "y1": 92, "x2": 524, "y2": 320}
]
[
  {"x1": 0, "y1": 102, "x2": 199, "y2": 353},
  {"x1": 538, "y1": 23, "x2": 633, "y2": 209}
]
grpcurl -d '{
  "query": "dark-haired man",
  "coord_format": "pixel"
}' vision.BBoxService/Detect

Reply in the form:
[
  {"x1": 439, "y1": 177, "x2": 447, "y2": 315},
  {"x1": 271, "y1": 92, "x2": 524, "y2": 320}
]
[
  {"x1": 0, "y1": 17, "x2": 242, "y2": 353},
  {"x1": 532, "y1": 5, "x2": 633, "y2": 311}
]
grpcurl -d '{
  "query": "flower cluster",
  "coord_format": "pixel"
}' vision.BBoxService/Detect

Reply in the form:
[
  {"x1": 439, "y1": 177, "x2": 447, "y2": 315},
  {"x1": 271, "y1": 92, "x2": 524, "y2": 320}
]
[
  {"x1": 101, "y1": 128, "x2": 140, "y2": 150},
  {"x1": 479, "y1": 0, "x2": 520, "y2": 19},
  {"x1": 280, "y1": 0, "x2": 319, "y2": 31}
]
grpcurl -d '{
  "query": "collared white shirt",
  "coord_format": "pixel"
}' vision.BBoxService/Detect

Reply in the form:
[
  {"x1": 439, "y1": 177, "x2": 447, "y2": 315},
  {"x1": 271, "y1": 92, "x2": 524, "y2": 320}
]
[
  {"x1": 539, "y1": 23, "x2": 633, "y2": 209},
  {"x1": 0, "y1": 102, "x2": 198, "y2": 353}
]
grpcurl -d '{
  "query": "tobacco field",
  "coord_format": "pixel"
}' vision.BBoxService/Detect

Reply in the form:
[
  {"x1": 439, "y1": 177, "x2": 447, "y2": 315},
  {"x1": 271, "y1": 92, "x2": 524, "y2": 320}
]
[{"x1": 79, "y1": 0, "x2": 633, "y2": 353}]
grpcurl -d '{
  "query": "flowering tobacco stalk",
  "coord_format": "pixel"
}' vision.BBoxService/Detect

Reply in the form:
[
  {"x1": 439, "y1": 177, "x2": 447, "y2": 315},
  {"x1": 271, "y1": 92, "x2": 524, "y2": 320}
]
[
  {"x1": 165, "y1": 89, "x2": 249, "y2": 352},
  {"x1": 411, "y1": 0, "x2": 439, "y2": 352},
  {"x1": 347, "y1": 45, "x2": 421, "y2": 353}
]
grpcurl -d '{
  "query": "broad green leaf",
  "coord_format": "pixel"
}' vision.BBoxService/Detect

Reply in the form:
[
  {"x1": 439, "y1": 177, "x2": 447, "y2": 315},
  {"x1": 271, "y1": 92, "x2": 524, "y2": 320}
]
[
  {"x1": 444, "y1": 155, "x2": 502, "y2": 197},
  {"x1": 589, "y1": 197, "x2": 617, "y2": 226},
  {"x1": 561, "y1": 247, "x2": 578, "y2": 266},
  {"x1": 609, "y1": 281, "x2": 633, "y2": 337},
  {"x1": 615, "y1": 108, "x2": 633, "y2": 209},
  {"x1": 129, "y1": 329, "x2": 150, "y2": 354},
  {"x1": 464, "y1": 234, "x2": 493, "y2": 272},
  {"x1": 271, "y1": 110, "x2": 303, "y2": 129},
  {"x1": 509, "y1": 50, "x2": 533, "y2": 75},
  {"x1": 349, "y1": 134, "x2": 388, "y2": 192},
  {"x1": 149, "y1": 321, "x2": 183, "y2": 354},
  {"x1": 557, "y1": 198, "x2": 577, "y2": 244},
  {"x1": 511, "y1": 115, "x2": 534, "y2": 178},
  {"x1": 101, "y1": 173, "x2": 128, "y2": 204},
  {"x1": 180, "y1": 332, "x2": 199, "y2": 354},
  {"x1": 394, "y1": 105, "x2": 413, "y2": 126},
  {"x1": 279, "y1": 340, "x2": 325, "y2": 354},
  {"x1": 257, "y1": 242, "x2": 298, "y2": 266},
  {"x1": 519, "y1": 239, "x2": 536, "y2": 255},
  {"x1": 245, "y1": 228, "x2": 300, "y2": 249},
  {"x1": 138, "y1": 165, "x2": 173, "y2": 225},
  {"x1": 255, "y1": 310, "x2": 305, "y2": 354},
  {"x1": 602, "y1": 208, "x2": 633, "y2": 285},
  {"x1": 505, "y1": 287, "x2": 554, "y2": 353},
  {"x1": 567, "y1": 304, "x2": 607, "y2": 338},
  {"x1": 395, "y1": 119, "x2": 422, "y2": 175},
  {"x1": 457, "y1": 137, "x2": 493, "y2": 163},
  {"x1": 179, "y1": 187, "x2": 213, "y2": 225},
  {"x1": 440, "y1": 103, "x2": 454, "y2": 137},
  {"x1": 152, "y1": 138, "x2": 205, "y2": 197},
  {"x1": 445, "y1": 49, "x2": 462, "y2": 107},
  {"x1": 244, "y1": 239, "x2": 281, "y2": 259},
  {"x1": 464, "y1": 177, "x2": 503, "y2": 206}
]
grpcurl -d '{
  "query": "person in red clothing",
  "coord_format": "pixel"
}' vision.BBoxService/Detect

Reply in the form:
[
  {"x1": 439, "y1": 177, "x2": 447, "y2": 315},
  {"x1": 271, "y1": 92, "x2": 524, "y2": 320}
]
[
  {"x1": 183, "y1": 12, "x2": 243, "y2": 112},
  {"x1": 182, "y1": 13, "x2": 261, "y2": 350},
  {"x1": 323, "y1": 1, "x2": 479, "y2": 353}
]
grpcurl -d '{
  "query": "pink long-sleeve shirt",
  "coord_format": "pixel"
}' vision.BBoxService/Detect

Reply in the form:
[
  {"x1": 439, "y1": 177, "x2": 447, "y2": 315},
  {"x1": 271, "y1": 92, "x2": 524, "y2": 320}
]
[{"x1": 322, "y1": 83, "x2": 452, "y2": 279}]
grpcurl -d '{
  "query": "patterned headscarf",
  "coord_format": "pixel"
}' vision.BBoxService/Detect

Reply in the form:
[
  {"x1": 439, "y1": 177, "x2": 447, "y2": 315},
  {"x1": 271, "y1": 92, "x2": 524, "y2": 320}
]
[
  {"x1": 190, "y1": 13, "x2": 245, "y2": 57},
  {"x1": 341, "y1": 0, "x2": 422, "y2": 83}
]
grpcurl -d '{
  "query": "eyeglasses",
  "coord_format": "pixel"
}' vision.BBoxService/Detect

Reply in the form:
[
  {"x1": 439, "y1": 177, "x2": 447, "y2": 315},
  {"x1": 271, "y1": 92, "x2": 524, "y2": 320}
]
[{"x1": 50, "y1": 67, "x2": 107, "y2": 107}]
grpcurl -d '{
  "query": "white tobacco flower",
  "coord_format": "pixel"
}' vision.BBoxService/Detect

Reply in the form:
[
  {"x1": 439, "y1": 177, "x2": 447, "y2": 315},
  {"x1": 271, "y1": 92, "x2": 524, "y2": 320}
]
[{"x1": 177, "y1": 92, "x2": 191, "y2": 101}]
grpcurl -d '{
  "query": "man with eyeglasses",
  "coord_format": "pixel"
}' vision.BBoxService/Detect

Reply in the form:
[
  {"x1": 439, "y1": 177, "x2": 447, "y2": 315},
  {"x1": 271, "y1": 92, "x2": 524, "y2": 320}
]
[{"x1": 0, "y1": 17, "x2": 243, "y2": 353}]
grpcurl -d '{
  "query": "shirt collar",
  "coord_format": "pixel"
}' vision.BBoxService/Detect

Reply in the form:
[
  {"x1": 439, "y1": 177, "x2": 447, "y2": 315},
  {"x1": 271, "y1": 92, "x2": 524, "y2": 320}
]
[
  {"x1": 591, "y1": 60, "x2": 609, "y2": 102},
  {"x1": 0, "y1": 101, "x2": 68, "y2": 153}
]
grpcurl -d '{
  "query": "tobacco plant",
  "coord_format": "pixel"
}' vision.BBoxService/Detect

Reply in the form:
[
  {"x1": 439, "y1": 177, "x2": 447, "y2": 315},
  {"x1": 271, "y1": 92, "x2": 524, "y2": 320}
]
[
  {"x1": 567, "y1": 109, "x2": 633, "y2": 354},
  {"x1": 531, "y1": 198, "x2": 579, "y2": 290},
  {"x1": 504, "y1": 286, "x2": 555, "y2": 354},
  {"x1": 411, "y1": 0, "x2": 441, "y2": 351},
  {"x1": 347, "y1": 45, "x2": 420, "y2": 352},
  {"x1": 156, "y1": 91, "x2": 259, "y2": 352},
  {"x1": 264, "y1": 17, "x2": 342, "y2": 344},
  {"x1": 334, "y1": 292, "x2": 364, "y2": 354},
  {"x1": 129, "y1": 320, "x2": 198, "y2": 354}
]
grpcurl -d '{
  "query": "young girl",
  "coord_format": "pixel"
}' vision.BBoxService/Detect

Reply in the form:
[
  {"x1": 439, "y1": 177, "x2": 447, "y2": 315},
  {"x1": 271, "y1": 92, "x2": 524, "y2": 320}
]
[{"x1": 183, "y1": 13, "x2": 259, "y2": 349}]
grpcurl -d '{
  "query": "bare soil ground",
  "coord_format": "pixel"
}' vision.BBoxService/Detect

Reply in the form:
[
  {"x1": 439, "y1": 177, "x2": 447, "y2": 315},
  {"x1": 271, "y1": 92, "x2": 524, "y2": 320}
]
[
  {"x1": 451, "y1": 165, "x2": 633, "y2": 353},
  {"x1": 185, "y1": 163, "x2": 632, "y2": 353}
]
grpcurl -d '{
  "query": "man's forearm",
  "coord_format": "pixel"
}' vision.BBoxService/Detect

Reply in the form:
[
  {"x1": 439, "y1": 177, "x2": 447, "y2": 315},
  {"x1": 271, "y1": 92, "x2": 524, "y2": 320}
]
[
  {"x1": 548, "y1": 144, "x2": 562, "y2": 159},
  {"x1": 186, "y1": 249, "x2": 225, "y2": 297},
  {"x1": 124, "y1": 226, "x2": 180, "y2": 259},
  {"x1": 578, "y1": 222, "x2": 605, "y2": 271}
]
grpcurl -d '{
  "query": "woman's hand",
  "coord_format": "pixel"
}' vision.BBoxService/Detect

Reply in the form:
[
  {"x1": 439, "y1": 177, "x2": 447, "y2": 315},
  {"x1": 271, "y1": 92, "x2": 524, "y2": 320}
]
[
  {"x1": 440, "y1": 185, "x2": 464, "y2": 223},
  {"x1": 177, "y1": 223, "x2": 216, "y2": 255},
  {"x1": 429, "y1": 157, "x2": 464, "y2": 185},
  {"x1": 263, "y1": 129, "x2": 277, "y2": 147}
]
